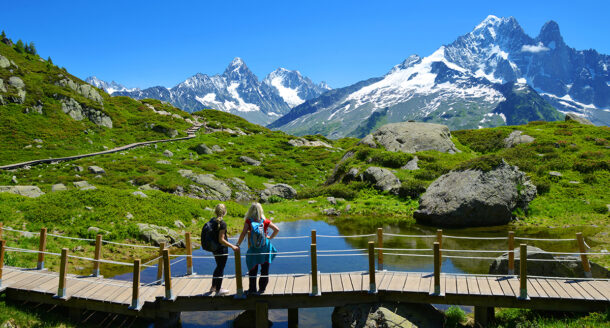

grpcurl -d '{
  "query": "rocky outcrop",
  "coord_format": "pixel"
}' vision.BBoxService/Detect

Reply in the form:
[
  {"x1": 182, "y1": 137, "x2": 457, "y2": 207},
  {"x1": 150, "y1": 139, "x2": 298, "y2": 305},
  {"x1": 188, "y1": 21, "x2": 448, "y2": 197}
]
[
  {"x1": 401, "y1": 156, "x2": 419, "y2": 170},
  {"x1": 178, "y1": 169, "x2": 232, "y2": 200},
  {"x1": 332, "y1": 303, "x2": 444, "y2": 328},
  {"x1": 137, "y1": 223, "x2": 185, "y2": 247},
  {"x1": 73, "y1": 181, "x2": 96, "y2": 190},
  {"x1": 60, "y1": 97, "x2": 113, "y2": 128},
  {"x1": 193, "y1": 143, "x2": 213, "y2": 155},
  {"x1": 152, "y1": 125, "x2": 178, "y2": 138},
  {"x1": 240, "y1": 156, "x2": 261, "y2": 166},
  {"x1": 228, "y1": 177, "x2": 252, "y2": 201},
  {"x1": 361, "y1": 167, "x2": 401, "y2": 193},
  {"x1": 325, "y1": 150, "x2": 356, "y2": 185},
  {"x1": 57, "y1": 78, "x2": 104, "y2": 104},
  {"x1": 8, "y1": 76, "x2": 26, "y2": 103},
  {"x1": 565, "y1": 113, "x2": 594, "y2": 125},
  {"x1": 0, "y1": 55, "x2": 10, "y2": 69},
  {"x1": 51, "y1": 183, "x2": 67, "y2": 192},
  {"x1": 260, "y1": 183, "x2": 297, "y2": 202},
  {"x1": 361, "y1": 122, "x2": 459, "y2": 154},
  {"x1": 288, "y1": 138, "x2": 332, "y2": 148},
  {"x1": 88, "y1": 166, "x2": 105, "y2": 174},
  {"x1": 489, "y1": 246, "x2": 610, "y2": 278},
  {"x1": 504, "y1": 130, "x2": 535, "y2": 148},
  {"x1": 414, "y1": 160, "x2": 537, "y2": 227},
  {"x1": 0, "y1": 186, "x2": 44, "y2": 198}
]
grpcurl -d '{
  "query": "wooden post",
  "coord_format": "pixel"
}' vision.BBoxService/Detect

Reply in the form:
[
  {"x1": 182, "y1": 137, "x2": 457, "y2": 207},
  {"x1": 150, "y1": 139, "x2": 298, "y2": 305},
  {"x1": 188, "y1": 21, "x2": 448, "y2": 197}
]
[
  {"x1": 0, "y1": 240, "x2": 5, "y2": 287},
  {"x1": 508, "y1": 231, "x2": 515, "y2": 275},
  {"x1": 156, "y1": 242, "x2": 165, "y2": 284},
  {"x1": 234, "y1": 247, "x2": 244, "y2": 298},
  {"x1": 311, "y1": 243, "x2": 319, "y2": 295},
  {"x1": 130, "y1": 259, "x2": 141, "y2": 310},
  {"x1": 256, "y1": 302, "x2": 269, "y2": 328},
  {"x1": 56, "y1": 248, "x2": 68, "y2": 299},
  {"x1": 433, "y1": 242, "x2": 441, "y2": 295},
  {"x1": 37, "y1": 228, "x2": 47, "y2": 270},
  {"x1": 576, "y1": 233, "x2": 592, "y2": 278},
  {"x1": 377, "y1": 228, "x2": 384, "y2": 271},
  {"x1": 92, "y1": 234, "x2": 102, "y2": 277},
  {"x1": 436, "y1": 229, "x2": 443, "y2": 269},
  {"x1": 368, "y1": 241, "x2": 376, "y2": 293},
  {"x1": 185, "y1": 232, "x2": 194, "y2": 275},
  {"x1": 288, "y1": 308, "x2": 298, "y2": 328},
  {"x1": 311, "y1": 229, "x2": 316, "y2": 245},
  {"x1": 163, "y1": 248, "x2": 173, "y2": 300},
  {"x1": 474, "y1": 306, "x2": 495, "y2": 326},
  {"x1": 0, "y1": 222, "x2": 3, "y2": 240},
  {"x1": 519, "y1": 244, "x2": 528, "y2": 300}
]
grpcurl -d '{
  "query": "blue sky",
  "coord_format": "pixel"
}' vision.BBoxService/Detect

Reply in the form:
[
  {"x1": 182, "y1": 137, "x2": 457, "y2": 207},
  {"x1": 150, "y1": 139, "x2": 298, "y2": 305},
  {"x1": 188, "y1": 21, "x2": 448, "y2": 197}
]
[{"x1": 4, "y1": 0, "x2": 609, "y2": 89}]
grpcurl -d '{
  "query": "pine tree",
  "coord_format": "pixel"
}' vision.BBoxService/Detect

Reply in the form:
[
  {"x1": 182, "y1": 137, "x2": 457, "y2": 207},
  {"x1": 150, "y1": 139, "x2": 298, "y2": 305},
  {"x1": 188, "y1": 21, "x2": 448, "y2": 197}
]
[
  {"x1": 15, "y1": 39, "x2": 24, "y2": 53},
  {"x1": 47, "y1": 56, "x2": 53, "y2": 65},
  {"x1": 1, "y1": 30, "x2": 5, "y2": 39},
  {"x1": 24, "y1": 43, "x2": 31, "y2": 54},
  {"x1": 27, "y1": 41, "x2": 37, "y2": 55}
]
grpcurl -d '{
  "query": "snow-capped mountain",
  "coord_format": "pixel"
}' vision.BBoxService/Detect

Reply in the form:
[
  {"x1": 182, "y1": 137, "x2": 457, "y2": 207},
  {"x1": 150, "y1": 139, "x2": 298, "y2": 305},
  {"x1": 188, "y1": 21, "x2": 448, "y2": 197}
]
[
  {"x1": 112, "y1": 58, "x2": 329, "y2": 125},
  {"x1": 270, "y1": 15, "x2": 609, "y2": 138},
  {"x1": 263, "y1": 68, "x2": 330, "y2": 107},
  {"x1": 85, "y1": 76, "x2": 139, "y2": 94}
]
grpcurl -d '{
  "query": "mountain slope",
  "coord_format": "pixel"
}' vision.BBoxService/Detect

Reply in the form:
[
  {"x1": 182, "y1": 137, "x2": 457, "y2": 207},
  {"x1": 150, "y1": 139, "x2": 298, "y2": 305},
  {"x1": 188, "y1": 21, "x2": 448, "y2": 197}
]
[
  {"x1": 0, "y1": 34, "x2": 192, "y2": 165},
  {"x1": 85, "y1": 76, "x2": 139, "y2": 94},
  {"x1": 271, "y1": 16, "x2": 608, "y2": 138},
  {"x1": 262, "y1": 68, "x2": 330, "y2": 107}
]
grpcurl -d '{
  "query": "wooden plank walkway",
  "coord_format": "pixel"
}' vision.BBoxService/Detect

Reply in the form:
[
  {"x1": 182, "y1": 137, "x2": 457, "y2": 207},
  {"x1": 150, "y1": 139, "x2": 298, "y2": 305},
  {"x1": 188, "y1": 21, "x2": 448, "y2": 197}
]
[{"x1": 1, "y1": 267, "x2": 608, "y2": 318}]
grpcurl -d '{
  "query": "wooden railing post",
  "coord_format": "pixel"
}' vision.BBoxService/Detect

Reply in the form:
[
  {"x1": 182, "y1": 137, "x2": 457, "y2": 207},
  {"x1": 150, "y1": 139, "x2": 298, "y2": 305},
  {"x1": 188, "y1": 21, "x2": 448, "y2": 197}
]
[
  {"x1": 436, "y1": 229, "x2": 443, "y2": 269},
  {"x1": 92, "y1": 234, "x2": 102, "y2": 277},
  {"x1": 518, "y1": 244, "x2": 528, "y2": 300},
  {"x1": 185, "y1": 232, "x2": 194, "y2": 275},
  {"x1": 56, "y1": 248, "x2": 68, "y2": 299},
  {"x1": 256, "y1": 301, "x2": 269, "y2": 328},
  {"x1": 37, "y1": 228, "x2": 47, "y2": 270},
  {"x1": 576, "y1": 233, "x2": 592, "y2": 278},
  {"x1": 0, "y1": 222, "x2": 3, "y2": 240},
  {"x1": 368, "y1": 241, "x2": 376, "y2": 293},
  {"x1": 311, "y1": 230, "x2": 316, "y2": 245},
  {"x1": 156, "y1": 242, "x2": 165, "y2": 284},
  {"x1": 311, "y1": 243, "x2": 319, "y2": 296},
  {"x1": 162, "y1": 248, "x2": 174, "y2": 300},
  {"x1": 130, "y1": 259, "x2": 141, "y2": 310},
  {"x1": 377, "y1": 228, "x2": 384, "y2": 271},
  {"x1": 234, "y1": 247, "x2": 244, "y2": 298},
  {"x1": 508, "y1": 231, "x2": 515, "y2": 275},
  {"x1": 0, "y1": 240, "x2": 5, "y2": 288},
  {"x1": 433, "y1": 242, "x2": 441, "y2": 295}
]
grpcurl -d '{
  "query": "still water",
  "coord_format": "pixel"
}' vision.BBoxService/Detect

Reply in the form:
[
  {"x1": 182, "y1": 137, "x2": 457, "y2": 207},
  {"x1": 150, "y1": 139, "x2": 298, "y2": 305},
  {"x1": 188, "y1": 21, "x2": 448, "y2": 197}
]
[{"x1": 112, "y1": 219, "x2": 579, "y2": 327}]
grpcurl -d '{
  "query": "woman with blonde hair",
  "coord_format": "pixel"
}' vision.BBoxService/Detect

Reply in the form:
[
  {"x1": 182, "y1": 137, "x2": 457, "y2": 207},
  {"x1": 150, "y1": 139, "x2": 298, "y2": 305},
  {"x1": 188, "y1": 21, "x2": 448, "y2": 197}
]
[
  {"x1": 236, "y1": 202, "x2": 279, "y2": 295},
  {"x1": 205, "y1": 203, "x2": 238, "y2": 296}
]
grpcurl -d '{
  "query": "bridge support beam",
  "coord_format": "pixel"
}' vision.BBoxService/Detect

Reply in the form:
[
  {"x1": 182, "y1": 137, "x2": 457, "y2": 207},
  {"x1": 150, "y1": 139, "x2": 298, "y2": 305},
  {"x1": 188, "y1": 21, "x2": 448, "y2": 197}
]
[
  {"x1": 474, "y1": 306, "x2": 494, "y2": 327},
  {"x1": 256, "y1": 302, "x2": 269, "y2": 328},
  {"x1": 288, "y1": 308, "x2": 298, "y2": 328}
]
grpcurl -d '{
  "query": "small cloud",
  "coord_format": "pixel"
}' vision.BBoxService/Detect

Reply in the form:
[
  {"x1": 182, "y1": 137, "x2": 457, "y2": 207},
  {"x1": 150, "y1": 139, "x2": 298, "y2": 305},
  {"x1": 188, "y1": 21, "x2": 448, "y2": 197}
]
[{"x1": 521, "y1": 42, "x2": 550, "y2": 53}]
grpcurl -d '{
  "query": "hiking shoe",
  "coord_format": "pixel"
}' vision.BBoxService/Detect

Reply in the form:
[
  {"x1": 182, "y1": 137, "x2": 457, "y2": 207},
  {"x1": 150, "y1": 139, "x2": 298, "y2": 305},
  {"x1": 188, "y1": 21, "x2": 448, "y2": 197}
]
[{"x1": 216, "y1": 288, "x2": 230, "y2": 296}]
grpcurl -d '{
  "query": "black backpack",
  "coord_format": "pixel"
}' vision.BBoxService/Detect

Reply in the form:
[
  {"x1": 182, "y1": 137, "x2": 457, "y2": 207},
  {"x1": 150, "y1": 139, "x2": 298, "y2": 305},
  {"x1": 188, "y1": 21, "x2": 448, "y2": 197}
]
[{"x1": 201, "y1": 218, "x2": 221, "y2": 252}]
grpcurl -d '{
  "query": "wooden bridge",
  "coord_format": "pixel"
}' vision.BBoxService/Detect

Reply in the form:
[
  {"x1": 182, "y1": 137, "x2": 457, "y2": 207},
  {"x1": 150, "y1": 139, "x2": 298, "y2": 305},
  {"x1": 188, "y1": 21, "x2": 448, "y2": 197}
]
[{"x1": 0, "y1": 226, "x2": 608, "y2": 327}]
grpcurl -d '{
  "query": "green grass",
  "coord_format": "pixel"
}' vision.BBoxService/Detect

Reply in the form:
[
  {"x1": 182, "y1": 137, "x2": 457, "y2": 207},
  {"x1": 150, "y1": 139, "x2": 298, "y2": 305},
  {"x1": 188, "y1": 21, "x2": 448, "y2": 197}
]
[{"x1": 491, "y1": 308, "x2": 610, "y2": 328}]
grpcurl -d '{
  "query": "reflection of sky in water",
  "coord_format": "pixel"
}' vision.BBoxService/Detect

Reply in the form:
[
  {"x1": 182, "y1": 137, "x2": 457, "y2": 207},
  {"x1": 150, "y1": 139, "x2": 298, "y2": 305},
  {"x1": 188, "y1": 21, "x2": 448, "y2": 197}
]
[{"x1": 111, "y1": 219, "x2": 579, "y2": 327}]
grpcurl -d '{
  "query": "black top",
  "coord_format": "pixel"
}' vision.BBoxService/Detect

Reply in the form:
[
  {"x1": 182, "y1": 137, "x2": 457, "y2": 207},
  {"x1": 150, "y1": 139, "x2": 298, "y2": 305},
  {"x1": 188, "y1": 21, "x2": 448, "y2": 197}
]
[{"x1": 213, "y1": 218, "x2": 228, "y2": 245}]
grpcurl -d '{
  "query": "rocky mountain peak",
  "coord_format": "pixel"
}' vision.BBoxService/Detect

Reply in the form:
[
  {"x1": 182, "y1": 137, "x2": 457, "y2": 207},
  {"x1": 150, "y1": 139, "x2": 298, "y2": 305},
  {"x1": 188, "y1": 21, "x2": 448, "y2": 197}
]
[
  {"x1": 537, "y1": 20, "x2": 564, "y2": 47},
  {"x1": 223, "y1": 57, "x2": 256, "y2": 82}
]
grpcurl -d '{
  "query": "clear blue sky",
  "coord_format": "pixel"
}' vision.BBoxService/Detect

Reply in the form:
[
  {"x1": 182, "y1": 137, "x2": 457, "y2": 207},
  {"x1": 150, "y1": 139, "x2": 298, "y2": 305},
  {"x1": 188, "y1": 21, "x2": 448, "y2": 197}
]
[{"x1": 4, "y1": 0, "x2": 609, "y2": 89}]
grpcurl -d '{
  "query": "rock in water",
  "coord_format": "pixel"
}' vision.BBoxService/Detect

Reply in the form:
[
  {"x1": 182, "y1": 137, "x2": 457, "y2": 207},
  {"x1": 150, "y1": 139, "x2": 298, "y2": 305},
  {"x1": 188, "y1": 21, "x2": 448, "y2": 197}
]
[
  {"x1": 504, "y1": 130, "x2": 535, "y2": 148},
  {"x1": 0, "y1": 186, "x2": 44, "y2": 198},
  {"x1": 260, "y1": 183, "x2": 297, "y2": 202},
  {"x1": 361, "y1": 167, "x2": 401, "y2": 192},
  {"x1": 332, "y1": 302, "x2": 444, "y2": 328},
  {"x1": 414, "y1": 160, "x2": 536, "y2": 227},
  {"x1": 565, "y1": 113, "x2": 594, "y2": 125},
  {"x1": 361, "y1": 122, "x2": 459, "y2": 154}
]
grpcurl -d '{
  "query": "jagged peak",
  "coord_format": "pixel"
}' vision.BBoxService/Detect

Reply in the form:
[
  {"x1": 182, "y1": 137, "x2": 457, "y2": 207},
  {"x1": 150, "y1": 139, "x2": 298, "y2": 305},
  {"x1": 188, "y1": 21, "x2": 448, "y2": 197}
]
[{"x1": 538, "y1": 20, "x2": 564, "y2": 46}]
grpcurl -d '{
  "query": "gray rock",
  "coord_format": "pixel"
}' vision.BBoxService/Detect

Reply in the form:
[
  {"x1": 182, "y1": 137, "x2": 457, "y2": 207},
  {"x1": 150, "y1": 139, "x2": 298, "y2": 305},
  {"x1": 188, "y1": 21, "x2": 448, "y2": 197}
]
[
  {"x1": 308, "y1": 200, "x2": 317, "y2": 204},
  {"x1": 361, "y1": 167, "x2": 401, "y2": 192},
  {"x1": 57, "y1": 78, "x2": 103, "y2": 104},
  {"x1": 125, "y1": 212, "x2": 134, "y2": 219},
  {"x1": 323, "y1": 208, "x2": 341, "y2": 216},
  {"x1": 260, "y1": 183, "x2": 297, "y2": 202},
  {"x1": 139, "y1": 184, "x2": 158, "y2": 191},
  {"x1": 549, "y1": 171, "x2": 563, "y2": 178},
  {"x1": 193, "y1": 143, "x2": 213, "y2": 155},
  {"x1": 414, "y1": 160, "x2": 537, "y2": 227},
  {"x1": 10, "y1": 176, "x2": 18, "y2": 184},
  {"x1": 174, "y1": 220, "x2": 186, "y2": 229},
  {"x1": 59, "y1": 97, "x2": 112, "y2": 128},
  {"x1": 74, "y1": 166, "x2": 84, "y2": 172},
  {"x1": 8, "y1": 76, "x2": 25, "y2": 89},
  {"x1": 327, "y1": 196, "x2": 337, "y2": 205},
  {"x1": 332, "y1": 303, "x2": 443, "y2": 328},
  {"x1": 240, "y1": 156, "x2": 261, "y2": 166},
  {"x1": 565, "y1": 113, "x2": 594, "y2": 125},
  {"x1": 137, "y1": 223, "x2": 185, "y2": 247},
  {"x1": 163, "y1": 150, "x2": 173, "y2": 157},
  {"x1": 85, "y1": 206, "x2": 94, "y2": 211},
  {"x1": 88, "y1": 166, "x2": 105, "y2": 174},
  {"x1": 0, "y1": 78, "x2": 6, "y2": 93},
  {"x1": 0, "y1": 186, "x2": 44, "y2": 198},
  {"x1": 363, "y1": 122, "x2": 459, "y2": 154},
  {"x1": 0, "y1": 55, "x2": 10, "y2": 69},
  {"x1": 132, "y1": 191, "x2": 148, "y2": 198},
  {"x1": 73, "y1": 181, "x2": 96, "y2": 190},
  {"x1": 489, "y1": 246, "x2": 610, "y2": 278},
  {"x1": 178, "y1": 170, "x2": 232, "y2": 200},
  {"x1": 152, "y1": 125, "x2": 178, "y2": 138},
  {"x1": 288, "y1": 138, "x2": 332, "y2": 148},
  {"x1": 401, "y1": 156, "x2": 419, "y2": 170},
  {"x1": 87, "y1": 227, "x2": 110, "y2": 235},
  {"x1": 504, "y1": 130, "x2": 535, "y2": 148},
  {"x1": 51, "y1": 183, "x2": 67, "y2": 192},
  {"x1": 229, "y1": 178, "x2": 253, "y2": 201},
  {"x1": 358, "y1": 134, "x2": 377, "y2": 148},
  {"x1": 156, "y1": 160, "x2": 171, "y2": 165},
  {"x1": 326, "y1": 151, "x2": 358, "y2": 184},
  {"x1": 211, "y1": 145, "x2": 224, "y2": 152}
]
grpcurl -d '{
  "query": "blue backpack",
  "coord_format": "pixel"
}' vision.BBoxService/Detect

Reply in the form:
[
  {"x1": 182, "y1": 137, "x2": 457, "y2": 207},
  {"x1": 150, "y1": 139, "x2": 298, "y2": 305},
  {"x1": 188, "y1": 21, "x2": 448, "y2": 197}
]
[{"x1": 249, "y1": 220, "x2": 267, "y2": 249}]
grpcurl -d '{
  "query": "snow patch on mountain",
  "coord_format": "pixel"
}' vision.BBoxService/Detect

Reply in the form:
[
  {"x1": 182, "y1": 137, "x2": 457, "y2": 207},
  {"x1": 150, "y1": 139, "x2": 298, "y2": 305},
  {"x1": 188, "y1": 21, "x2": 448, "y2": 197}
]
[{"x1": 85, "y1": 76, "x2": 139, "y2": 94}]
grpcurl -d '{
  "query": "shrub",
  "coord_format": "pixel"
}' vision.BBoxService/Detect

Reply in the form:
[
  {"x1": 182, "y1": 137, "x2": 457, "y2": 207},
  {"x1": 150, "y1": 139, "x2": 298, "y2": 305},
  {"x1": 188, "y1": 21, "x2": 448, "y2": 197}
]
[
  {"x1": 397, "y1": 179, "x2": 427, "y2": 199},
  {"x1": 445, "y1": 306, "x2": 466, "y2": 328},
  {"x1": 266, "y1": 195, "x2": 284, "y2": 203},
  {"x1": 369, "y1": 151, "x2": 413, "y2": 168},
  {"x1": 133, "y1": 175, "x2": 155, "y2": 186},
  {"x1": 527, "y1": 120, "x2": 547, "y2": 126},
  {"x1": 201, "y1": 162, "x2": 220, "y2": 172},
  {"x1": 573, "y1": 160, "x2": 610, "y2": 173},
  {"x1": 554, "y1": 129, "x2": 573, "y2": 136},
  {"x1": 579, "y1": 151, "x2": 604, "y2": 159},
  {"x1": 413, "y1": 170, "x2": 440, "y2": 181},
  {"x1": 594, "y1": 138, "x2": 608, "y2": 146},
  {"x1": 455, "y1": 154, "x2": 503, "y2": 172},
  {"x1": 453, "y1": 129, "x2": 510, "y2": 153},
  {"x1": 531, "y1": 177, "x2": 551, "y2": 194}
]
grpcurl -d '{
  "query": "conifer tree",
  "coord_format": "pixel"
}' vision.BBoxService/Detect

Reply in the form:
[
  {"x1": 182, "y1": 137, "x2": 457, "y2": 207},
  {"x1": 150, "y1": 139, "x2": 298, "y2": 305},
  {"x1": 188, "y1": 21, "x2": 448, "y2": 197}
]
[
  {"x1": 47, "y1": 56, "x2": 53, "y2": 65},
  {"x1": 15, "y1": 39, "x2": 24, "y2": 53},
  {"x1": 27, "y1": 41, "x2": 37, "y2": 55},
  {"x1": 1, "y1": 30, "x2": 5, "y2": 39}
]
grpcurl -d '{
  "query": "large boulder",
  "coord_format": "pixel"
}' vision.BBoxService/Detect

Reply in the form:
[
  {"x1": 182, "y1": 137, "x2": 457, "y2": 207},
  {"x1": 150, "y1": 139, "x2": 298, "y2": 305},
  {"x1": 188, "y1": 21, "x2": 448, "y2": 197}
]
[
  {"x1": 414, "y1": 160, "x2": 537, "y2": 227},
  {"x1": 88, "y1": 166, "x2": 105, "y2": 174},
  {"x1": 504, "y1": 130, "x2": 535, "y2": 148},
  {"x1": 0, "y1": 186, "x2": 44, "y2": 198},
  {"x1": 332, "y1": 303, "x2": 444, "y2": 328},
  {"x1": 193, "y1": 143, "x2": 213, "y2": 155},
  {"x1": 565, "y1": 113, "x2": 594, "y2": 125},
  {"x1": 361, "y1": 167, "x2": 401, "y2": 192},
  {"x1": 240, "y1": 156, "x2": 261, "y2": 166},
  {"x1": 260, "y1": 183, "x2": 297, "y2": 202},
  {"x1": 288, "y1": 138, "x2": 332, "y2": 148},
  {"x1": 178, "y1": 169, "x2": 232, "y2": 200},
  {"x1": 137, "y1": 223, "x2": 185, "y2": 247},
  {"x1": 0, "y1": 55, "x2": 10, "y2": 69},
  {"x1": 489, "y1": 246, "x2": 610, "y2": 278},
  {"x1": 361, "y1": 122, "x2": 459, "y2": 154},
  {"x1": 59, "y1": 97, "x2": 112, "y2": 128}
]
